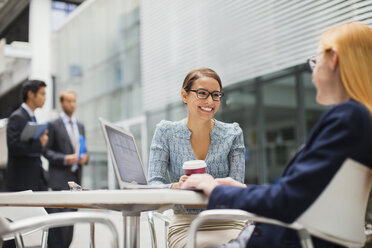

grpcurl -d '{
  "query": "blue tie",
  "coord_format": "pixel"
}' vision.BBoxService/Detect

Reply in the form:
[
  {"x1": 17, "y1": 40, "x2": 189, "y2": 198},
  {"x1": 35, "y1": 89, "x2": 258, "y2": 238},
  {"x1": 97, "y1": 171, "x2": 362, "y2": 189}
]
[{"x1": 31, "y1": 116, "x2": 37, "y2": 122}]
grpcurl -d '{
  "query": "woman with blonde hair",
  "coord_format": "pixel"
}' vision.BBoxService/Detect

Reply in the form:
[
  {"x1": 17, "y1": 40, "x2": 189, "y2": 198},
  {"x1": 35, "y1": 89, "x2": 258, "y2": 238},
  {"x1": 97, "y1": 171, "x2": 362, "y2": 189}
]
[
  {"x1": 148, "y1": 68, "x2": 246, "y2": 248},
  {"x1": 183, "y1": 22, "x2": 372, "y2": 247}
]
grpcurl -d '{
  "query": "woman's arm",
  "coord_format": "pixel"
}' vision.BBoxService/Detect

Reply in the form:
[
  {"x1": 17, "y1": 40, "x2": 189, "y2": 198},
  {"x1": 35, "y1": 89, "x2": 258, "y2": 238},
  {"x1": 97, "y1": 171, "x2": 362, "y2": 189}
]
[
  {"x1": 227, "y1": 124, "x2": 245, "y2": 183},
  {"x1": 148, "y1": 121, "x2": 171, "y2": 185},
  {"x1": 208, "y1": 103, "x2": 372, "y2": 223}
]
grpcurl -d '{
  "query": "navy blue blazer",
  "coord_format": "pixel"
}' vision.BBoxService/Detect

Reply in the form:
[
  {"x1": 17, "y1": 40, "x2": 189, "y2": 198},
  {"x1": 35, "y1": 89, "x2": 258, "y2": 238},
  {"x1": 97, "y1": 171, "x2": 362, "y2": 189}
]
[
  {"x1": 6, "y1": 106, "x2": 48, "y2": 191},
  {"x1": 208, "y1": 100, "x2": 372, "y2": 248}
]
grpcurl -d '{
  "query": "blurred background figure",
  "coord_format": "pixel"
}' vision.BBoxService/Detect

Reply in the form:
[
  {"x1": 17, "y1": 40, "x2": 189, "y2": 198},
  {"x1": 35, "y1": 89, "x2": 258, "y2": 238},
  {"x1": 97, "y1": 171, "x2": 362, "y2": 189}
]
[
  {"x1": 5, "y1": 80, "x2": 48, "y2": 192},
  {"x1": 44, "y1": 89, "x2": 88, "y2": 248}
]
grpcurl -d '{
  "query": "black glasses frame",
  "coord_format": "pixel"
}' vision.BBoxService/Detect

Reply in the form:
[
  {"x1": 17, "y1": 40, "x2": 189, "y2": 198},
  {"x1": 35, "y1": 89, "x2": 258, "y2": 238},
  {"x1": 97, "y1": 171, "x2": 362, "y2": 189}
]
[{"x1": 186, "y1": 88, "x2": 224, "y2": 101}]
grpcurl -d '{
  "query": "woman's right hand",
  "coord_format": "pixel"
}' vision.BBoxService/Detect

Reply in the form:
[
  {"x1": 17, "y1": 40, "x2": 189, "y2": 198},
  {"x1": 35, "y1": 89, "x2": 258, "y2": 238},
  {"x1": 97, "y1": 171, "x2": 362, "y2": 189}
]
[
  {"x1": 171, "y1": 175, "x2": 189, "y2": 189},
  {"x1": 181, "y1": 174, "x2": 218, "y2": 196},
  {"x1": 215, "y1": 177, "x2": 247, "y2": 188}
]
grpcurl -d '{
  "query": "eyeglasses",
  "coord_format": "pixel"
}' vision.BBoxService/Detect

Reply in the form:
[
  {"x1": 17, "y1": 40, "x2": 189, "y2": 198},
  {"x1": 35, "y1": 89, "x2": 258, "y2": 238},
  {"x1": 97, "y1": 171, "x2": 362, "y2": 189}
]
[
  {"x1": 307, "y1": 49, "x2": 332, "y2": 71},
  {"x1": 186, "y1": 88, "x2": 224, "y2": 101},
  {"x1": 307, "y1": 55, "x2": 317, "y2": 71}
]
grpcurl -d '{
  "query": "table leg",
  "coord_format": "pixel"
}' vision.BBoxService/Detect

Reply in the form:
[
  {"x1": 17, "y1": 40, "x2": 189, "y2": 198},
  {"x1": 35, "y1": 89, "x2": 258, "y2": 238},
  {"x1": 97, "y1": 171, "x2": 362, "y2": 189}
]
[{"x1": 123, "y1": 213, "x2": 140, "y2": 248}]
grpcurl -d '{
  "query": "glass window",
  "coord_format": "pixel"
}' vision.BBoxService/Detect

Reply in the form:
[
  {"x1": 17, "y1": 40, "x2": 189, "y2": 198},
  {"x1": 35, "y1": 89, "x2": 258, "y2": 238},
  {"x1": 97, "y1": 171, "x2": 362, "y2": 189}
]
[
  {"x1": 216, "y1": 82, "x2": 258, "y2": 184},
  {"x1": 215, "y1": 67, "x2": 327, "y2": 185},
  {"x1": 261, "y1": 76, "x2": 297, "y2": 183}
]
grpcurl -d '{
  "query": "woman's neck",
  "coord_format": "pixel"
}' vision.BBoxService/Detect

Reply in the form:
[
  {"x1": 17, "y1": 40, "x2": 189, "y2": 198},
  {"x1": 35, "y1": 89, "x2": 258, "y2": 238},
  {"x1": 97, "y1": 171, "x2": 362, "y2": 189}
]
[{"x1": 186, "y1": 117, "x2": 214, "y2": 134}]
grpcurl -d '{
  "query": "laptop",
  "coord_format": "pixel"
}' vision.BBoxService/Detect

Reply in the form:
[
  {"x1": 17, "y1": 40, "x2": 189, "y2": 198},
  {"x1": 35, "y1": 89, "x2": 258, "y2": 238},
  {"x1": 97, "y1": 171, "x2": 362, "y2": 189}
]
[{"x1": 99, "y1": 118, "x2": 168, "y2": 189}]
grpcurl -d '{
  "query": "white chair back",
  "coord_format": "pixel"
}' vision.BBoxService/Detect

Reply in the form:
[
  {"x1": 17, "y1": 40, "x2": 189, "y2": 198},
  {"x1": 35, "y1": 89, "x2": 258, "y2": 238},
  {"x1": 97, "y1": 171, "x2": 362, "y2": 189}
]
[
  {"x1": 0, "y1": 207, "x2": 48, "y2": 222},
  {"x1": 297, "y1": 158, "x2": 372, "y2": 247},
  {"x1": 0, "y1": 191, "x2": 48, "y2": 243},
  {"x1": 0, "y1": 206, "x2": 48, "y2": 242}
]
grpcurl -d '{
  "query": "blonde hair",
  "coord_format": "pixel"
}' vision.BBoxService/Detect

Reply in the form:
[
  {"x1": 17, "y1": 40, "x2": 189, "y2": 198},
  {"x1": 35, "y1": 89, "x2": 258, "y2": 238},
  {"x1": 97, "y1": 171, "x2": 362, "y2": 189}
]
[
  {"x1": 59, "y1": 89, "x2": 77, "y2": 102},
  {"x1": 320, "y1": 22, "x2": 372, "y2": 113}
]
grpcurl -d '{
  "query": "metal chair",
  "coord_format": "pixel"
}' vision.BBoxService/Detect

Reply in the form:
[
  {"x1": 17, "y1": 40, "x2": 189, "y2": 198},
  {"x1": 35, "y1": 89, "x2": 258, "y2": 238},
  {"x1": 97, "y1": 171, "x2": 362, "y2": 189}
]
[
  {"x1": 147, "y1": 210, "x2": 172, "y2": 248},
  {"x1": 187, "y1": 158, "x2": 372, "y2": 248},
  {"x1": 0, "y1": 205, "x2": 49, "y2": 247},
  {"x1": 0, "y1": 211, "x2": 120, "y2": 248}
]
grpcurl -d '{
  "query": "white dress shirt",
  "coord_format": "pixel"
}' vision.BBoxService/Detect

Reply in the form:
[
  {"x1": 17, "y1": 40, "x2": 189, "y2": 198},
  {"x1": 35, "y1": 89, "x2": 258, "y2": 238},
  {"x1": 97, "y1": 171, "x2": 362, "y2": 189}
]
[
  {"x1": 21, "y1": 103, "x2": 35, "y2": 120},
  {"x1": 60, "y1": 112, "x2": 80, "y2": 171}
]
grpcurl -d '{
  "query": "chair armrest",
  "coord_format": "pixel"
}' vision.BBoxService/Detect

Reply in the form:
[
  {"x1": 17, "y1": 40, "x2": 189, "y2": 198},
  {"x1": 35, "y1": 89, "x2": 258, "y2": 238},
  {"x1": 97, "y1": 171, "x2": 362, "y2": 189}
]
[
  {"x1": 0, "y1": 212, "x2": 119, "y2": 248},
  {"x1": 147, "y1": 211, "x2": 172, "y2": 248},
  {"x1": 152, "y1": 211, "x2": 171, "y2": 224},
  {"x1": 187, "y1": 209, "x2": 313, "y2": 248}
]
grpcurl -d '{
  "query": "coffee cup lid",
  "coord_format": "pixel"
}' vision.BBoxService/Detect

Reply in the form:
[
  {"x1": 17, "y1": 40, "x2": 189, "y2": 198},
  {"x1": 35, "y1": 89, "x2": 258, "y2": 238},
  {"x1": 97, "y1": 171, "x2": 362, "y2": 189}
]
[{"x1": 183, "y1": 160, "x2": 207, "y2": 169}]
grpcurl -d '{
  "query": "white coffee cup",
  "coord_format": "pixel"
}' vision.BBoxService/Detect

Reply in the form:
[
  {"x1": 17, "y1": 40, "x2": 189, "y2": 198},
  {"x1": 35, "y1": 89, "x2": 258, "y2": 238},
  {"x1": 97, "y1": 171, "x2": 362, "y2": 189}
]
[{"x1": 183, "y1": 160, "x2": 207, "y2": 176}]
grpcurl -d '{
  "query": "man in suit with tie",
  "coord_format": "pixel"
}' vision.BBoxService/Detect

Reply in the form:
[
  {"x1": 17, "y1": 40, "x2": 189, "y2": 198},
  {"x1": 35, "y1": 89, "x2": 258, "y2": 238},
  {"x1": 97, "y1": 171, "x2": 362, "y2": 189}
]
[
  {"x1": 44, "y1": 89, "x2": 88, "y2": 248},
  {"x1": 6, "y1": 80, "x2": 49, "y2": 192}
]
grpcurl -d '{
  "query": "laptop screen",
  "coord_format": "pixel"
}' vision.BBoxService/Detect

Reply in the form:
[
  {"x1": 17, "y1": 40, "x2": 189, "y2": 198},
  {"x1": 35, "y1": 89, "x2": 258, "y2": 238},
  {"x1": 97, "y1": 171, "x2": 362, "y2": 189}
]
[{"x1": 105, "y1": 125, "x2": 147, "y2": 185}]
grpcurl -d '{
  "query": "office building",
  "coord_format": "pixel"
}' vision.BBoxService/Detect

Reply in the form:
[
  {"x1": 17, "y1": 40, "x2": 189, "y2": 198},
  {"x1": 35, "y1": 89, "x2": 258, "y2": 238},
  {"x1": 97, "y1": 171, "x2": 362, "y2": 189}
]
[{"x1": 1, "y1": 0, "x2": 372, "y2": 189}]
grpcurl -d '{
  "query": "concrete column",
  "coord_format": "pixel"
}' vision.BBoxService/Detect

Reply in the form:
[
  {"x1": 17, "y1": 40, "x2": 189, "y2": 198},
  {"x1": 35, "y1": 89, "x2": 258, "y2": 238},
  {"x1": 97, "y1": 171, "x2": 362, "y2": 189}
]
[{"x1": 29, "y1": 0, "x2": 52, "y2": 122}]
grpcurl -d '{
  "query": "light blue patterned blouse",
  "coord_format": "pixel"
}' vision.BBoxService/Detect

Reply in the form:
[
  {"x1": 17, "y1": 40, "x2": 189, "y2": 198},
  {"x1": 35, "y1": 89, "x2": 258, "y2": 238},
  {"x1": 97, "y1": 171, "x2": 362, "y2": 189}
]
[{"x1": 148, "y1": 119, "x2": 245, "y2": 214}]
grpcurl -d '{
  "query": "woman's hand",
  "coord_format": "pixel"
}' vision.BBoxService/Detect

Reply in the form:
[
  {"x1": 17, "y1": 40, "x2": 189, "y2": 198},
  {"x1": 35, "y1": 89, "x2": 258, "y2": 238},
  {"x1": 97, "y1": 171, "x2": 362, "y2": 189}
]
[
  {"x1": 215, "y1": 177, "x2": 247, "y2": 188},
  {"x1": 181, "y1": 174, "x2": 218, "y2": 196},
  {"x1": 171, "y1": 175, "x2": 189, "y2": 189},
  {"x1": 181, "y1": 175, "x2": 247, "y2": 196}
]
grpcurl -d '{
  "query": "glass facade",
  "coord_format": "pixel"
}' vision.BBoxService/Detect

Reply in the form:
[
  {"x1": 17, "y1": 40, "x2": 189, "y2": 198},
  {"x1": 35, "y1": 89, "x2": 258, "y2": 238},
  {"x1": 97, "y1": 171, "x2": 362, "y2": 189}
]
[
  {"x1": 51, "y1": 0, "x2": 352, "y2": 189},
  {"x1": 53, "y1": 0, "x2": 141, "y2": 189},
  {"x1": 147, "y1": 64, "x2": 327, "y2": 185}
]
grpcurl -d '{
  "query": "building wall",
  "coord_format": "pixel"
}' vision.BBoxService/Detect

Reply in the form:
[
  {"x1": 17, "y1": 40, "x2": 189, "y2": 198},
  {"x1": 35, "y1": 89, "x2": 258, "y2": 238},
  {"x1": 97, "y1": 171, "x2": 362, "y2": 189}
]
[
  {"x1": 51, "y1": 0, "x2": 372, "y2": 187},
  {"x1": 141, "y1": 0, "x2": 372, "y2": 184},
  {"x1": 52, "y1": 0, "x2": 141, "y2": 189},
  {"x1": 141, "y1": 0, "x2": 372, "y2": 112}
]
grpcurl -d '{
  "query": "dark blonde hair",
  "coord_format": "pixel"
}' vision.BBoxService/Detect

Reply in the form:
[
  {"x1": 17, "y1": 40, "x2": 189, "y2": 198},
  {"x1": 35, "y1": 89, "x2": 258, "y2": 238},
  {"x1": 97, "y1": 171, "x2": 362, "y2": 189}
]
[
  {"x1": 182, "y1": 68, "x2": 222, "y2": 92},
  {"x1": 320, "y1": 22, "x2": 372, "y2": 113},
  {"x1": 59, "y1": 89, "x2": 77, "y2": 102}
]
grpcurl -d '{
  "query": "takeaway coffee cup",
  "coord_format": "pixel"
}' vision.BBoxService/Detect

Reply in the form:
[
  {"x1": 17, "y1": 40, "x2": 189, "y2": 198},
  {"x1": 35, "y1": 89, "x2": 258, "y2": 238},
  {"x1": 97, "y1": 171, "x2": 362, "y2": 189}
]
[{"x1": 183, "y1": 160, "x2": 207, "y2": 176}]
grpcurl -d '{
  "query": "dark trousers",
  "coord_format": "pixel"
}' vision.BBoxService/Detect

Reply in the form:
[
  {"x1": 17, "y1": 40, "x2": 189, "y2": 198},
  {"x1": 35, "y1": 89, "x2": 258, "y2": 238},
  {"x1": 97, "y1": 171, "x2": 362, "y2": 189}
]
[{"x1": 46, "y1": 208, "x2": 76, "y2": 248}]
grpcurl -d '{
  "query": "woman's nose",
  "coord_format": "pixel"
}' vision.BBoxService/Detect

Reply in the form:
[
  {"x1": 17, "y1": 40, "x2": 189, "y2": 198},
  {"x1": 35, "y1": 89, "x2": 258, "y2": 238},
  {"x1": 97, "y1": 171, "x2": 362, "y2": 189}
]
[{"x1": 205, "y1": 94, "x2": 214, "y2": 103}]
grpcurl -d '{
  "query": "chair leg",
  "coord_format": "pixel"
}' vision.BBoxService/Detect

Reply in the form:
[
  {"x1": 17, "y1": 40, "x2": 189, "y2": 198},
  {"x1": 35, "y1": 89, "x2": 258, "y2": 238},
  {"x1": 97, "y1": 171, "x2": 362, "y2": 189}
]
[
  {"x1": 90, "y1": 223, "x2": 96, "y2": 248},
  {"x1": 147, "y1": 212, "x2": 157, "y2": 248},
  {"x1": 41, "y1": 229, "x2": 48, "y2": 248},
  {"x1": 164, "y1": 221, "x2": 169, "y2": 248},
  {"x1": 14, "y1": 234, "x2": 24, "y2": 248},
  {"x1": 297, "y1": 229, "x2": 314, "y2": 248}
]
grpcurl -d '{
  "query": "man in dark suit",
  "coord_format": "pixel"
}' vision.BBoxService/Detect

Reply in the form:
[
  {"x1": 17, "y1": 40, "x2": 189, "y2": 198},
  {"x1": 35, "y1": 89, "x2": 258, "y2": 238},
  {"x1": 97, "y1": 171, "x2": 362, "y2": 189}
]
[
  {"x1": 6, "y1": 80, "x2": 49, "y2": 192},
  {"x1": 44, "y1": 89, "x2": 88, "y2": 248}
]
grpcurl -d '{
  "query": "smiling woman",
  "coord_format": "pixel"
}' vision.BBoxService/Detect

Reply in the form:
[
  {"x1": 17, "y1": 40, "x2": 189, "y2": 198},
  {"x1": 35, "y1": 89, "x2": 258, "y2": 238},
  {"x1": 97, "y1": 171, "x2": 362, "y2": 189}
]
[{"x1": 147, "y1": 68, "x2": 246, "y2": 248}]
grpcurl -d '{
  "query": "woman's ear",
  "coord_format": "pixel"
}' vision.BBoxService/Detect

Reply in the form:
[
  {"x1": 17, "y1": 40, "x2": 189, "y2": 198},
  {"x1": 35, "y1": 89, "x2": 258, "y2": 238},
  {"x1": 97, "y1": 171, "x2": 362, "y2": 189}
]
[{"x1": 181, "y1": 89, "x2": 188, "y2": 104}]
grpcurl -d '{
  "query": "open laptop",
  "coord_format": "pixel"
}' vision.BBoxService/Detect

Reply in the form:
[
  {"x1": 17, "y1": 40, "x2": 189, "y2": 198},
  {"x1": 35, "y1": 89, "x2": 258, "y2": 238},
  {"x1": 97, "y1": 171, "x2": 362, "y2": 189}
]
[{"x1": 99, "y1": 118, "x2": 168, "y2": 189}]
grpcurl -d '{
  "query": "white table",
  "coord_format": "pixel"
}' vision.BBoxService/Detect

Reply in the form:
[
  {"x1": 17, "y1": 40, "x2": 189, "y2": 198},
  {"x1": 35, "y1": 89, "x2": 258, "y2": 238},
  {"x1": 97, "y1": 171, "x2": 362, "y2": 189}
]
[{"x1": 0, "y1": 189, "x2": 208, "y2": 248}]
